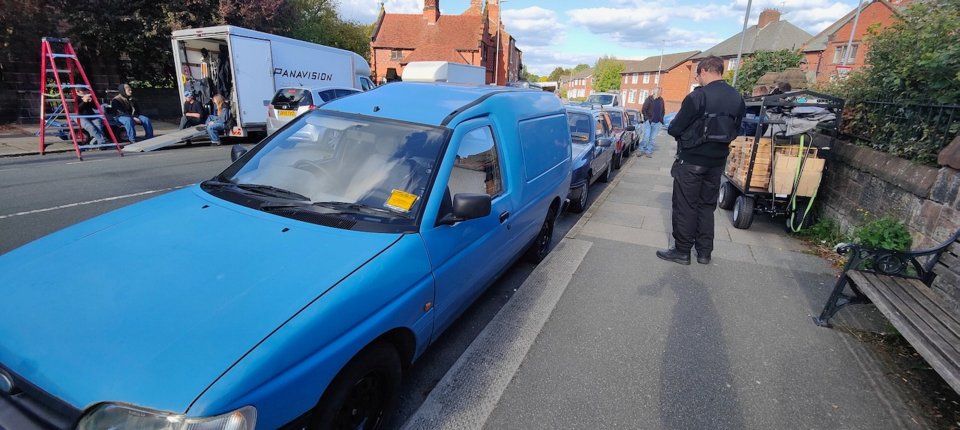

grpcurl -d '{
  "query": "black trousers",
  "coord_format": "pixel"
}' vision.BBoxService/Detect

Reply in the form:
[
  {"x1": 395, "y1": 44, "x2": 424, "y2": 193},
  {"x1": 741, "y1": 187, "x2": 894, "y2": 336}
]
[{"x1": 670, "y1": 160, "x2": 723, "y2": 255}]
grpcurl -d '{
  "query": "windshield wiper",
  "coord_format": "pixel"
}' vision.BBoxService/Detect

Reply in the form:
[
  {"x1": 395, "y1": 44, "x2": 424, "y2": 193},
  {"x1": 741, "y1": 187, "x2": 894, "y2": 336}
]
[
  {"x1": 236, "y1": 183, "x2": 310, "y2": 201},
  {"x1": 311, "y1": 201, "x2": 412, "y2": 218}
]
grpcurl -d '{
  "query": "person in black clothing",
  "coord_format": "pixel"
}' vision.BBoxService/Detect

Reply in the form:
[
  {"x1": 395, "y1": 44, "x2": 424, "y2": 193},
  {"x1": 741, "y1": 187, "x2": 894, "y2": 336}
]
[
  {"x1": 179, "y1": 90, "x2": 205, "y2": 129},
  {"x1": 111, "y1": 83, "x2": 154, "y2": 142},
  {"x1": 75, "y1": 89, "x2": 107, "y2": 147},
  {"x1": 657, "y1": 56, "x2": 745, "y2": 265}
]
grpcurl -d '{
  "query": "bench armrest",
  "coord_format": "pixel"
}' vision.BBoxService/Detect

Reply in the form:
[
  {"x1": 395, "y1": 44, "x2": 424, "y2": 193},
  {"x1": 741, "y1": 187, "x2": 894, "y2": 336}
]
[{"x1": 836, "y1": 227, "x2": 960, "y2": 285}]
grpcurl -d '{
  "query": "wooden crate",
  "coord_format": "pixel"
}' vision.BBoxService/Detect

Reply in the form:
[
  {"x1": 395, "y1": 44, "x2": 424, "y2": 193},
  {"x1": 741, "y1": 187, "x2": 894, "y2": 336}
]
[
  {"x1": 726, "y1": 136, "x2": 820, "y2": 192},
  {"x1": 770, "y1": 154, "x2": 825, "y2": 197}
]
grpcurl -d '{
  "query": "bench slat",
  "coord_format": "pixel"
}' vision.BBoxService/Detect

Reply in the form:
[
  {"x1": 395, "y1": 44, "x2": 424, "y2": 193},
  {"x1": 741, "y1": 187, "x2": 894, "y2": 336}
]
[
  {"x1": 885, "y1": 277, "x2": 960, "y2": 359},
  {"x1": 938, "y1": 250, "x2": 959, "y2": 271},
  {"x1": 848, "y1": 272, "x2": 960, "y2": 393},
  {"x1": 889, "y1": 275, "x2": 960, "y2": 341},
  {"x1": 861, "y1": 273, "x2": 960, "y2": 366}
]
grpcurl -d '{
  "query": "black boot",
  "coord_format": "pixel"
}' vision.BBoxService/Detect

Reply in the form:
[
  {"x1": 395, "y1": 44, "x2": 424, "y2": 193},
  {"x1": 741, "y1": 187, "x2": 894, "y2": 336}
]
[
  {"x1": 697, "y1": 253, "x2": 711, "y2": 264},
  {"x1": 656, "y1": 248, "x2": 690, "y2": 265}
]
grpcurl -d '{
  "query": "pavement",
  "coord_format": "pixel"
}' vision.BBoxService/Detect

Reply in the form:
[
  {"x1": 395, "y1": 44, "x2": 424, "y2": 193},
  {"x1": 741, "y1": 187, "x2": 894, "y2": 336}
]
[
  {"x1": 0, "y1": 120, "x2": 182, "y2": 157},
  {"x1": 402, "y1": 134, "x2": 930, "y2": 430}
]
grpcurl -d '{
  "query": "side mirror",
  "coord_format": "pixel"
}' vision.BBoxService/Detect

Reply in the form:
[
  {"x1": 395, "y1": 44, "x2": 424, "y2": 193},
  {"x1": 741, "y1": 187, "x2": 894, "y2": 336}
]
[
  {"x1": 439, "y1": 193, "x2": 491, "y2": 225},
  {"x1": 626, "y1": 125, "x2": 636, "y2": 132},
  {"x1": 597, "y1": 137, "x2": 613, "y2": 148},
  {"x1": 230, "y1": 145, "x2": 248, "y2": 162}
]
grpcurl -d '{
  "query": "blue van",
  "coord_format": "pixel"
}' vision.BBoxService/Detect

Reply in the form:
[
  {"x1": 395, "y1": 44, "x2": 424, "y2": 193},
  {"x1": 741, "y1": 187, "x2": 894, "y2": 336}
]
[{"x1": 0, "y1": 83, "x2": 570, "y2": 430}]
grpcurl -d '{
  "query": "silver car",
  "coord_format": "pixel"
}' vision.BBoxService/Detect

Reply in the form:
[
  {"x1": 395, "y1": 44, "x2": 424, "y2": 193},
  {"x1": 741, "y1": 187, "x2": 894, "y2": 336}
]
[{"x1": 266, "y1": 86, "x2": 361, "y2": 135}]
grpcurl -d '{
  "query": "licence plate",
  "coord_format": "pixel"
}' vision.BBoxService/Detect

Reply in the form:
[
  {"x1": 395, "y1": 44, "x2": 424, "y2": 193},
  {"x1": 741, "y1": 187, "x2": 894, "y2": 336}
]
[{"x1": 278, "y1": 110, "x2": 296, "y2": 118}]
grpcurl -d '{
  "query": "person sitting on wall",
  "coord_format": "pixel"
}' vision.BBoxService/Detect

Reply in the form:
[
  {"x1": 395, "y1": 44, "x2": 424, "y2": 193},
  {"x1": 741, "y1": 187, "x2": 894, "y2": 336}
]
[
  {"x1": 179, "y1": 90, "x2": 205, "y2": 129},
  {"x1": 206, "y1": 94, "x2": 231, "y2": 146},
  {"x1": 75, "y1": 88, "x2": 109, "y2": 149},
  {"x1": 111, "y1": 83, "x2": 154, "y2": 142}
]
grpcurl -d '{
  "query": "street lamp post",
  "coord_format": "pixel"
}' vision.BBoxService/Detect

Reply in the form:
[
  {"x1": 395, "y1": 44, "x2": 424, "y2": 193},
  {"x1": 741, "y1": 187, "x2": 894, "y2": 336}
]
[
  {"x1": 841, "y1": 0, "x2": 865, "y2": 66},
  {"x1": 656, "y1": 40, "x2": 664, "y2": 85}
]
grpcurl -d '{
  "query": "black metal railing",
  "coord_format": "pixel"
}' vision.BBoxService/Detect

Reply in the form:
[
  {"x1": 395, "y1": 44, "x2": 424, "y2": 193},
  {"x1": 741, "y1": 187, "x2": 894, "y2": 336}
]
[{"x1": 841, "y1": 101, "x2": 960, "y2": 165}]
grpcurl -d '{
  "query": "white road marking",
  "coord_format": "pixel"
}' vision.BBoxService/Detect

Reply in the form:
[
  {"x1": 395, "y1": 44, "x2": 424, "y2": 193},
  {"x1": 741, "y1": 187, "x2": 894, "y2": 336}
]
[{"x1": 0, "y1": 186, "x2": 186, "y2": 220}]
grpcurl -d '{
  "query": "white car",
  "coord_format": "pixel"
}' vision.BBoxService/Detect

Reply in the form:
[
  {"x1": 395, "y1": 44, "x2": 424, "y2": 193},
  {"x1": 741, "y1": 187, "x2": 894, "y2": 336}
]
[{"x1": 266, "y1": 86, "x2": 361, "y2": 135}]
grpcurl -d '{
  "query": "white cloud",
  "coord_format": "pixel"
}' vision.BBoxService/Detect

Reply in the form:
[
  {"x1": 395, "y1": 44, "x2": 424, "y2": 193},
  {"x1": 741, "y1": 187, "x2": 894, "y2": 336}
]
[
  {"x1": 566, "y1": 6, "x2": 726, "y2": 49},
  {"x1": 727, "y1": 0, "x2": 856, "y2": 33},
  {"x1": 520, "y1": 49, "x2": 601, "y2": 76},
  {"x1": 337, "y1": 0, "x2": 421, "y2": 24},
  {"x1": 502, "y1": 7, "x2": 566, "y2": 50}
]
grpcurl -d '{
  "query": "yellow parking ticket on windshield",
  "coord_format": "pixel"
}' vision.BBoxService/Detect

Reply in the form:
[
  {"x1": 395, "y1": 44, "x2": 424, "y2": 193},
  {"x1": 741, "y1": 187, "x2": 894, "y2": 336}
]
[{"x1": 385, "y1": 190, "x2": 418, "y2": 212}]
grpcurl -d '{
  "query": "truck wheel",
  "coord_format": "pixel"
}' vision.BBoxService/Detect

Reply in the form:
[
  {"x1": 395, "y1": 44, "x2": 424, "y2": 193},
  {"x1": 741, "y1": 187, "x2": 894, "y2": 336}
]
[
  {"x1": 718, "y1": 181, "x2": 739, "y2": 210},
  {"x1": 732, "y1": 195, "x2": 755, "y2": 229},
  {"x1": 311, "y1": 342, "x2": 401, "y2": 430},
  {"x1": 569, "y1": 183, "x2": 588, "y2": 213},
  {"x1": 525, "y1": 207, "x2": 557, "y2": 264}
]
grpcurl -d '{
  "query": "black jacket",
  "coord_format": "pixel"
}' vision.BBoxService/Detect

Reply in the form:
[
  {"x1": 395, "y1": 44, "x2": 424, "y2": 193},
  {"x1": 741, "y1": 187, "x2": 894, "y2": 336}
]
[
  {"x1": 641, "y1": 96, "x2": 665, "y2": 123},
  {"x1": 667, "y1": 80, "x2": 745, "y2": 167},
  {"x1": 111, "y1": 84, "x2": 141, "y2": 117}
]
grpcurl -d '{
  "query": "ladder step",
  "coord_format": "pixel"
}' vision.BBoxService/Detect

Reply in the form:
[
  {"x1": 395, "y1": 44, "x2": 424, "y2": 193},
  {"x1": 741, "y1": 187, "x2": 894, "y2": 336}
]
[
  {"x1": 42, "y1": 37, "x2": 71, "y2": 43},
  {"x1": 45, "y1": 69, "x2": 72, "y2": 74},
  {"x1": 48, "y1": 54, "x2": 77, "y2": 59},
  {"x1": 45, "y1": 84, "x2": 90, "y2": 89}
]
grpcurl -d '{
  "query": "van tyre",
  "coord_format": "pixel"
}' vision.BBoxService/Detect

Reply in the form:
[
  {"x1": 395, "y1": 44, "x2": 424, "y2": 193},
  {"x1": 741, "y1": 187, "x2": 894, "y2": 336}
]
[
  {"x1": 598, "y1": 164, "x2": 611, "y2": 183},
  {"x1": 732, "y1": 195, "x2": 755, "y2": 229},
  {"x1": 312, "y1": 342, "x2": 401, "y2": 430},
  {"x1": 718, "y1": 181, "x2": 739, "y2": 210},
  {"x1": 525, "y1": 207, "x2": 556, "y2": 264},
  {"x1": 613, "y1": 152, "x2": 623, "y2": 169},
  {"x1": 569, "y1": 182, "x2": 588, "y2": 213}
]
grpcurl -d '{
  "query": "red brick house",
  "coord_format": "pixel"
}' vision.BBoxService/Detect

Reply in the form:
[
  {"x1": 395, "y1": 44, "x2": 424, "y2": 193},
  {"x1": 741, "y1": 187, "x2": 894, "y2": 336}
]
[
  {"x1": 619, "y1": 51, "x2": 699, "y2": 113},
  {"x1": 801, "y1": 0, "x2": 907, "y2": 83},
  {"x1": 369, "y1": 0, "x2": 521, "y2": 85},
  {"x1": 563, "y1": 68, "x2": 593, "y2": 100}
]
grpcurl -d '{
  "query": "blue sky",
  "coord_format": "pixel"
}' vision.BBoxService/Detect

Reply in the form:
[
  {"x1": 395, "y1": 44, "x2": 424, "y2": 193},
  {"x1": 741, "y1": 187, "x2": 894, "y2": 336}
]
[{"x1": 337, "y1": 0, "x2": 857, "y2": 75}]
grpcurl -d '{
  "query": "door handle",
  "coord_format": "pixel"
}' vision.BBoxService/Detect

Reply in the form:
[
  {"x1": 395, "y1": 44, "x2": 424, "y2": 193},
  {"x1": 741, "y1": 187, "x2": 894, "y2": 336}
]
[{"x1": 499, "y1": 211, "x2": 510, "y2": 223}]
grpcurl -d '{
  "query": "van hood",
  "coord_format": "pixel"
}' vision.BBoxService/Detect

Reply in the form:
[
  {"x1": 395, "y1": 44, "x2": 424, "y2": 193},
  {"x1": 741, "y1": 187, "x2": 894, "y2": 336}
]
[{"x1": 0, "y1": 187, "x2": 400, "y2": 412}]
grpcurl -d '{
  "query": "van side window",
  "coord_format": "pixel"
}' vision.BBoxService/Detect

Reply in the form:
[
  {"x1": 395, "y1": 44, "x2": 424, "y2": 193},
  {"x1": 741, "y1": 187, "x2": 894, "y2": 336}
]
[{"x1": 449, "y1": 126, "x2": 502, "y2": 198}]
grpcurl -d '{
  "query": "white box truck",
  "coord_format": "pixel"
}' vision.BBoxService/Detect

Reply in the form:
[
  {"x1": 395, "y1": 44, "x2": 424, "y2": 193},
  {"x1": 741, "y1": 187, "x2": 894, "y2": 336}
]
[
  {"x1": 171, "y1": 25, "x2": 375, "y2": 137},
  {"x1": 401, "y1": 61, "x2": 487, "y2": 85}
]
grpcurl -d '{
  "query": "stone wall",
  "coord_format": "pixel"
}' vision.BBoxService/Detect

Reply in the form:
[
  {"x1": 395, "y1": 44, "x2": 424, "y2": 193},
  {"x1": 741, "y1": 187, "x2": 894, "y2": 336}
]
[{"x1": 818, "y1": 137, "x2": 960, "y2": 307}]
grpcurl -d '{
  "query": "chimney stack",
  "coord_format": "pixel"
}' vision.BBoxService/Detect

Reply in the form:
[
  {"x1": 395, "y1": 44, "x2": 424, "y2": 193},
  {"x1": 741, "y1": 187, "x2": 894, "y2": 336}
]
[
  {"x1": 757, "y1": 9, "x2": 781, "y2": 28},
  {"x1": 423, "y1": 0, "x2": 440, "y2": 24}
]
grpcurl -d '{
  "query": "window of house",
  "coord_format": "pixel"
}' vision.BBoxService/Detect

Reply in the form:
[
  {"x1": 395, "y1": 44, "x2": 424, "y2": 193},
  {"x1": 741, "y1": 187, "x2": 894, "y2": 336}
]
[
  {"x1": 643, "y1": 73, "x2": 650, "y2": 84},
  {"x1": 654, "y1": 73, "x2": 660, "y2": 84},
  {"x1": 833, "y1": 44, "x2": 859, "y2": 64},
  {"x1": 640, "y1": 90, "x2": 649, "y2": 103},
  {"x1": 623, "y1": 75, "x2": 628, "y2": 84},
  {"x1": 390, "y1": 49, "x2": 403, "y2": 61},
  {"x1": 628, "y1": 89, "x2": 636, "y2": 103},
  {"x1": 451, "y1": 126, "x2": 502, "y2": 198},
  {"x1": 632, "y1": 73, "x2": 639, "y2": 84},
  {"x1": 728, "y1": 57, "x2": 739, "y2": 70}
]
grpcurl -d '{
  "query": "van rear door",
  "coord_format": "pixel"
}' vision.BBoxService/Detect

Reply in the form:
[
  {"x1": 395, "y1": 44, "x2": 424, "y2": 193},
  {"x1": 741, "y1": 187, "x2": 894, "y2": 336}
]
[{"x1": 230, "y1": 35, "x2": 274, "y2": 128}]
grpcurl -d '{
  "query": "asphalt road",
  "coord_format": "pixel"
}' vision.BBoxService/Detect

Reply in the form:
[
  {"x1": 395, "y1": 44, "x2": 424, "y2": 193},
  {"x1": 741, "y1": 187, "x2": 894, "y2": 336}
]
[{"x1": 0, "y1": 143, "x2": 619, "y2": 427}]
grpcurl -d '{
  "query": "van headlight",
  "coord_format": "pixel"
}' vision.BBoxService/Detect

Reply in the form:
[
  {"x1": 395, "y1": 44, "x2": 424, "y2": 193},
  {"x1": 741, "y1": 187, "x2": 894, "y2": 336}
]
[{"x1": 77, "y1": 403, "x2": 256, "y2": 430}]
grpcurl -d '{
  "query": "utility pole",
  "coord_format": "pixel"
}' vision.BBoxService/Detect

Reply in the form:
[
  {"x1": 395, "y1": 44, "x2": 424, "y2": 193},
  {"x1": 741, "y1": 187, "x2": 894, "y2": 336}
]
[
  {"x1": 841, "y1": 0, "x2": 865, "y2": 66},
  {"x1": 656, "y1": 40, "x2": 664, "y2": 85},
  {"x1": 731, "y1": 0, "x2": 752, "y2": 87}
]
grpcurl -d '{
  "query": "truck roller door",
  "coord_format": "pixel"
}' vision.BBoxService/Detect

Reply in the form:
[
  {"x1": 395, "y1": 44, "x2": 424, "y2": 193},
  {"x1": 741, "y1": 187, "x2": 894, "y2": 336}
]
[{"x1": 229, "y1": 35, "x2": 274, "y2": 128}]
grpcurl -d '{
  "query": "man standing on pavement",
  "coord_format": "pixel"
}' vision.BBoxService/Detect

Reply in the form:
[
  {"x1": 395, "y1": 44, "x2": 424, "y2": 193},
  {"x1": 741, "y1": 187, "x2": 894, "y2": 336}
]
[
  {"x1": 657, "y1": 56, "x2": 744, "y2": 265},
  {"x1": 638, "y1": 87, "x2": 665, "y2": 157}
]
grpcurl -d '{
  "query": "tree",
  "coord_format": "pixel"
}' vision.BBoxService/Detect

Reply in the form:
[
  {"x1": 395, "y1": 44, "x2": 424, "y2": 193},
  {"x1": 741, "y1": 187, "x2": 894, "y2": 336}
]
[
  {"x1": 726, "y1": 49, "x2": 803, "y2": 93},
  {"x1": 573, "y1": 63, "x2": 590, "y2": 73},
  {"x1": 287, "y1": 0, "x2": 372, "y2": 58},
  {"x1": 521, "y1": 66, "x2": 540, "y2": 82},
  {"x1": 547, "y1": 66, "x2": 567, "y2": 82},
  {"x1": 593, "y1": 56, "x2": 624, "y2": 92}
]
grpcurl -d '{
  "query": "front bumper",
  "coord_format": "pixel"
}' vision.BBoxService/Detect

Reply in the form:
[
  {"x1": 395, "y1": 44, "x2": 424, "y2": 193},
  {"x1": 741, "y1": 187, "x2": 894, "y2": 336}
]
[{"x1": 0, "y1": 365, "x2": 81, "y2": 430}]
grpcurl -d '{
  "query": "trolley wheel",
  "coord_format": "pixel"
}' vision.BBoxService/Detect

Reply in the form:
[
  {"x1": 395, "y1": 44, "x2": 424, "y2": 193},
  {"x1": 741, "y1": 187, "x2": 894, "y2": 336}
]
[
  {"x1": 732, "y1": 195, "x2": 755, "y2": 229},
  {"x1": 718, "y1": 181, "x2": 739, "y2": 210},
  {"x1": 787, "y1": 207, "x2": 816, "y2": 232}
]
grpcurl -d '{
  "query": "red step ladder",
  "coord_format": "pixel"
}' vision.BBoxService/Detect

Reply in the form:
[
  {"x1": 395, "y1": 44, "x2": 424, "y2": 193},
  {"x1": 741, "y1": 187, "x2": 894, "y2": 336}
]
[{"x1": 39, "y1": 37, "x2": 121, "y2": 160}]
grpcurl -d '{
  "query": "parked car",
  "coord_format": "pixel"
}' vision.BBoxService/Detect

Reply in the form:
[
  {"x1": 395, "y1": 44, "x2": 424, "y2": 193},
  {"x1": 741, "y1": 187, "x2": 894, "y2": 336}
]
[
  {"x1": 266, "y1": 86, "x2": 361, "y2": 135},
  {"x1": 0, "y1": 83, "x2": 570, "y2": 430},
  {"x1": 565, "y1": 106, "x2": 614, "y2": 213},
  {"x1": 663, "y1": 111, "x2": 678, "y2": 128},
  {"x1": 585, "y1": 91, "x2": 621, "y2": 107},
  {"x1": 625, "y1": 108, "x2": 642, "y2": 151},
  {"x1": 602, "y1": 106, "x2": 636, "y2": 169}
]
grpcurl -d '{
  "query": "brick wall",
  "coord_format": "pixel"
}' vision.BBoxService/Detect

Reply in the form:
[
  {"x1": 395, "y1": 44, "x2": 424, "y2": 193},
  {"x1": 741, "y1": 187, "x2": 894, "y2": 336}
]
[{"x1": 818, "y1": 139, "x2": 960, "y2": 307}]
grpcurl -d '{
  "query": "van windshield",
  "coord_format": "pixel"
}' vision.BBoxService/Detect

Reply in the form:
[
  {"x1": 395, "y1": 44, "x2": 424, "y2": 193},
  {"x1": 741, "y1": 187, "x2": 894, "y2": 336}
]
[
  {"x1": 209, "y1": 111, "x2": 447, "y2": 232},
  {"x1": 586, "y1": 94, "x2": 614, "y2": 105}
]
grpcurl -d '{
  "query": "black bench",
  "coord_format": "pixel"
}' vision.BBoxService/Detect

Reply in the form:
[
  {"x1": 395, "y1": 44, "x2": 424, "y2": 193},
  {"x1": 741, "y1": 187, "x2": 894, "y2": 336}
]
[{"x1": 815, "y1": 228, "x2": 960, "y2": 392}]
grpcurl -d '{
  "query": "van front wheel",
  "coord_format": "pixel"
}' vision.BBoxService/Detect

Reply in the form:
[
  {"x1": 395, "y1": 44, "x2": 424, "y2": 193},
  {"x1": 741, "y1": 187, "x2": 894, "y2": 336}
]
[
  {"x1": 525, "y1": 207, "x2": 556, "y2": 264},
  {"x1": 311, "y1": 342, "x2": 401, "y2": 430}
]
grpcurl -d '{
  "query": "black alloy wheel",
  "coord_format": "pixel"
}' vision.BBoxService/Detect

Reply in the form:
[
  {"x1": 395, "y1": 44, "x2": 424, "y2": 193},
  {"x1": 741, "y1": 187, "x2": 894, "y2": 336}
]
[
  {"x1": 525, "y1": 207, "x2": 557, "y2": 263},
  {"x1": 312, "y1": 343, "x2": 401, "y2": 430},
  {"x1": 570, "y1": 182, "x2": 589, "y2": 213}
]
